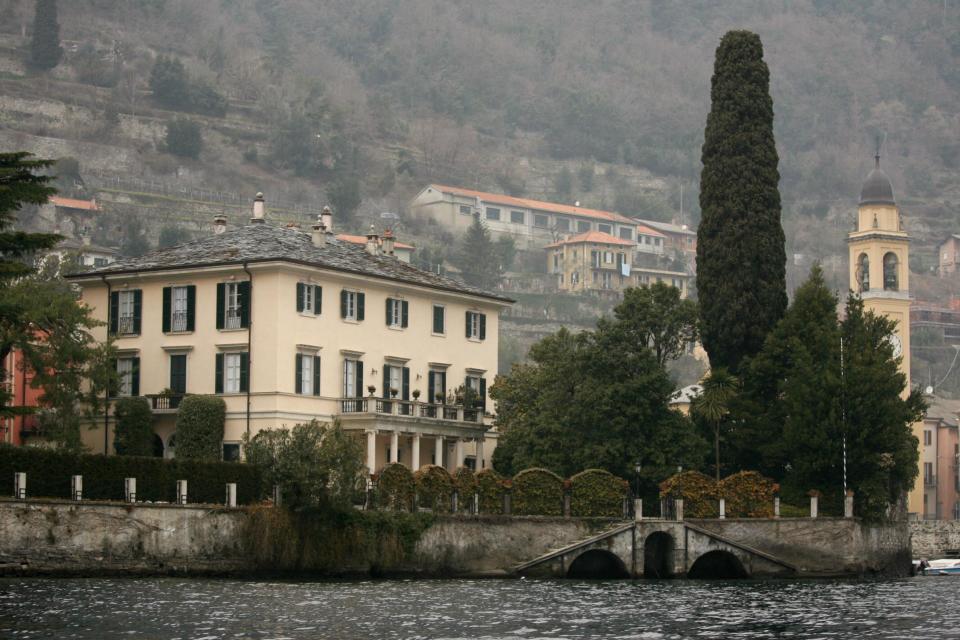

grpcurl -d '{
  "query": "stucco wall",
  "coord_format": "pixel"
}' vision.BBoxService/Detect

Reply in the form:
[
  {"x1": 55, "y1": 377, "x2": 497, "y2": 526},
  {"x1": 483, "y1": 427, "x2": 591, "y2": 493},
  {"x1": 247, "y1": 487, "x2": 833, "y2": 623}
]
[{"x1": 911, "y1": 520, "x2": 960, "y2": 558}]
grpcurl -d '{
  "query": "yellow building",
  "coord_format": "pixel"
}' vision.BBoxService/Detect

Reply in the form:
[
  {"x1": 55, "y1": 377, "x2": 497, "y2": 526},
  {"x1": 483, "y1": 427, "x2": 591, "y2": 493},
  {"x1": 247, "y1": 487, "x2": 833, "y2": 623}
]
[
  {"x1": 847, "y1": 156, "x2": 920, "y2": 515},
  {"x1": 67, "y1": 196, "x2": 512, "y2": 474},
  {"x1": 545, "y1": 231, "x2": 635, "y2": 293}
]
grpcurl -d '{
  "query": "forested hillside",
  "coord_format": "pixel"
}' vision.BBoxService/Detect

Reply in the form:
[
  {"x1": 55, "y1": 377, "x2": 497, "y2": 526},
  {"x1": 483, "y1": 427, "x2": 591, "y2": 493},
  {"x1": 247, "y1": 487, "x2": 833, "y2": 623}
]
[{"x1": 0, "y1": 0, "x2": 957, "y2": 281}]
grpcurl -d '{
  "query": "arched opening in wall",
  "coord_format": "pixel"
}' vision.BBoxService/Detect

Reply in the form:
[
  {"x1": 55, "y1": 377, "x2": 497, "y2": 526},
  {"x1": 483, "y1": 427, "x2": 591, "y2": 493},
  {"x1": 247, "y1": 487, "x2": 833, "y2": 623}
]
[
  {"x1": 883, "y1": 252, "x2": 899, "y2": 291},
  {"x1": 152, "y1": 434, "x2": 165, "y2": 457},
  {"x1": 687, "y1": 550, "x2": 749, "y2": 579},
  {"x1": 164, "y1": 433, "x2": 176, "y2": 459},
  {"x1": 566, "y1": 549, "x2": 630, "y2": 579},
  {"x1": 857, "y1": 253, "x2": 870, "y2": 292},
  {"x1": 643, "y1": 532, "x2": 674, "y2": 578}
]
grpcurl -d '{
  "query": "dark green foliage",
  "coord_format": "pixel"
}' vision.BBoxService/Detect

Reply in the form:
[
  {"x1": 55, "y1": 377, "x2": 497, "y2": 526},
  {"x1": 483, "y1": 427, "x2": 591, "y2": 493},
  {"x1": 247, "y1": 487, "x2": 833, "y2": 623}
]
[
  {"x1": 73, "y1": 42, "x2": 117, "y2": 87},
  {"x1": 569, "y1": 469, "x2": 628, "y2": 517},
  {"x1": 375, "y1": 463, "x2": 414, "y2": 511},
  {"x1": 113, "y1": 397, "x2": 155, "y2": 456},
  {"x1": 453, "y1": 466, "x2": 477, "y2": 502},
  {"x1": 120, "y1": 216, "x2": 150, "y2": 258},
  {"x1": 476, "y1": 468, "x2": 505, "y2": 514},
  {"x1": 174, "y1": 395, "x2": 226, "y2": 462},
  {"x1": 149, "y1": 56, "x2": 227, "y2": 117},
  {"x1": 28, "y1": 0, "x2": 62, "y2": 71},
  {"x1": 326, "y1": 177, "x2": 361, "y2": 226},
  {"x1": 613, "y1": 283, "x2": 699, "y2": 368},
  {"x1": 0, "y1": 444, "x2": 263, "y2": 504},
  {"x1": 157, "y1": 225, "x2": 191, "y2": 249},
  {"x1": 554, "y1": 166, "x2": 573, "y2": 201},
  {"x1": 510, "y1": 468, "x2": 563, "y2": 516},
  {"x1": 164, "y1": 118, "x2": 202, "y2": 159},
  {"x1": 414, "y1": 464, "x2": 453, "y2": 512},
  {"x1": 452, "y1": 217, "x2": 501, "y2": 290},
  {"x1": 697, "y1": 31, "x2": 786, "y2": 374},
  {"x1": 0, "y1": 153, "x2": 60, "y2": 281}
]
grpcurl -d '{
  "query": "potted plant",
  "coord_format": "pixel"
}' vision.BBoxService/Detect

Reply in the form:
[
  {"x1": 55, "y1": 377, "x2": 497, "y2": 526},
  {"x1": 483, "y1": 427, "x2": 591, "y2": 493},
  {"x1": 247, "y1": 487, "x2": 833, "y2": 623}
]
[
  {"x1": 367, "y1": 385, "x2": 376, "y2": 396},
  {"x1": 390, "y1": 388, "x2": 398, "y2": 398},
  {"x1": 412, "y1": 389, "x2": 421, "y2": 400},
  {"x1": 435, "y1": 392, "x2": 445, "y2": 404}
]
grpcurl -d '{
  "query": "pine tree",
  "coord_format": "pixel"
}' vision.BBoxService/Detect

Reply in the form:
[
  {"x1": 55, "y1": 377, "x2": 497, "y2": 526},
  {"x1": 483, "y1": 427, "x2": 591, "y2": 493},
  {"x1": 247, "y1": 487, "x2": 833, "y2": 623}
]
[
  {"x1": 28, "y1": 0, "x2": 63, "y2": 71},
  {"x1": 455, "y1": 217, "x2": 501, "y2": 290},
  {"x1": 696, "y1": 30, "x2": 786, "y2": 374},
  {"x1": 0, "y1": 152, "x2": 60, "y2": 280}
]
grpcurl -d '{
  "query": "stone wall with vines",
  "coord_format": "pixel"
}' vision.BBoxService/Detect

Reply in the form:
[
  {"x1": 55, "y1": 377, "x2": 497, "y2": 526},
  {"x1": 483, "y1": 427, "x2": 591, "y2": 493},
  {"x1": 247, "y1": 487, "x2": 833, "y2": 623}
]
[
  {"x1": 511, "y1": 468, "x2": 564, "y2": 516},
  {"x1": 569, "y1": 469, "x2": 628, "y2": 518}
]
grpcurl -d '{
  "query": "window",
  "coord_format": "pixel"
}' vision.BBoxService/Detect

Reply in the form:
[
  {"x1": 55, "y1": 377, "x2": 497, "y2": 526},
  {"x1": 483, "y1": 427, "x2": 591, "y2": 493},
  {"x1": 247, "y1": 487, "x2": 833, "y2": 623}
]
[
  {"x1": 116, "y1": 356, "x2": 139, "y2": 397},
  {"x1": 342, "y1": 359, "x2": 363, "y2": 397},
  {"x1": 340, "y1": 290, "x2": 366, "y2": 321},
  {"x1": 163, "y1": 285, "x2": 195, "y2": 333},
  {"x1": 534, "y1": 214, "x2": 549, "y2": 229},
  {"x1": 577, "y1": 221, "x2": 591, "y2": 233},
  {"x1": 385, "y1": 297, "x2": 409, "y2": 328},
  {"x1": 604, "y1": 251, "x2": 613, "y2": 264},
  {"x1": 510, "y1": 210, "x2": 525, "y2": 224},
  {"x1": 465, "y1": 374, "x2": 487, "y2": 413},
  {"x1": 601, "y1": 272, "x2": 613, "y2": 289},
  {"x1": 555, "y1": 218, "x2": 570, "y2": 232},
  {"x1": 654, "y1": 238, "x2": 661, "y2": 246},
  {"x1": 297, "y1": 283, "x2": 323, "y2": 315},
  {"x1": 296, "y1": 353, "x2": 321, "y2": 395},
  {"x1": 644, "y1": 236, "x2": 652, "y2": 245},
  {"x1": 553, "y1": 253, "x2": 559, "y2": 271},
  {"x1": 857, "y1": 253, "x2": 870, "y2": 292},
  {"x1": 466, "y1": 311, "x2": 487, "y2": 340},
  {"x1": 223, "y1": 443, "x2": 241, "y2": 462},
  {"x1": 428, "y1": 370, "x2": 447, "y2": 404},
  {"x1": 110, "y1": 290, "x2": 142, "y2": 336},
  {"x1": 619, "y1": 227, "x2": 634, "y2": 241},
  {"x1": 382, "y1": 364, "x2": 410, "y2": 400},
  {"x1": 924, "y1": 430, "x2": 932, "y2": 446},
  {"x1": 485, "y1": 207, "x2": 501, "y2": 221},
  {"x1": 883, "y1": 252, "x2": 899, "y2": 291},
  {"x1": 925, "y1": 462, "x2": 934, "y2": 484},
  {"x1": 215, "y1": 352, "x2": 249, "y2": 394},
  {"x1": 169, "y1": 354, "x2": 187, "y2": 395},
  {"x1": 433, "y1": 305, "x2": 445, "y2": 335},
  {"x1": 459, "y1": 204, "x2": 472, "y2": 215},
  {"x1": 216, "y1": 282, "x2": 249, "y2": 330},
  {"x1": 571, "y1": 271, "x2": 580, "y2": 284},
  {"x1": 598, "y1": 223, "x2": 612, "y2": 234},
  {"x1": 93, "y1": 257, "x2": 108, "y2": 267},
  {"x1": 591, "y1": 251, "x2": 601, "y2": 268}
]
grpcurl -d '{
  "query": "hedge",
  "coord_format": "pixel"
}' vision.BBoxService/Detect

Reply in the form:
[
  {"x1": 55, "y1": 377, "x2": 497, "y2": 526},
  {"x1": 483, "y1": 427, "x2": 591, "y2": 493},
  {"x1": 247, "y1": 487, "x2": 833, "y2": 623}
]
[
  {"x1": 113, "y1": 397, "x2": 155, "y2": 456},
  {"x1": 569, "y1": 468, "x2": 628, "y2": 517},
  {"x1": 375, "y1": 463, "x2": 414, "y2": 511},
  {"x1": 175, "y1": 395, "x2": 226, "y2": 462},
  {"x1": 659, "y1": 470, "x2": 719, "y2": 518},
  {"x1": 453, "y1": 466, "x2": 477, "y2": 509},
  {"x1": 720, "y1": 471, "x2": 777, "y2": 517},
  {"x1": 414, "y1": 465, "x2": 454, "y2": 513},
  {"x1": 476, "y1": 468, "x2": 505, "y2": 514},
  {"x1": 0, "y1": 444, "x2": 263, "y2": 504},
  {"x1": 511, "y1": 468, "x2": 563, "y2": 516}
]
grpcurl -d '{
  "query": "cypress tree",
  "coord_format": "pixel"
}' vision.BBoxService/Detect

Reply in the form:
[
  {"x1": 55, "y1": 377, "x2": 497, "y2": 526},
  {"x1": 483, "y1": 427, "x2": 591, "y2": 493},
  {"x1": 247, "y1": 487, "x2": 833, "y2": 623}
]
[
  {"x1": 28, "y1": 0, "x2": 63, "y2": 72},
  {"x1": 697, "y1": 30, "x2": 786, "y2": 373}
]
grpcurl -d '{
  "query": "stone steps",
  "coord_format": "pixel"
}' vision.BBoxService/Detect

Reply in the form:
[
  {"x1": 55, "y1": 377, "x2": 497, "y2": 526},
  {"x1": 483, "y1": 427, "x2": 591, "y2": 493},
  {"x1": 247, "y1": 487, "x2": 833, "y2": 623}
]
[{"x1": 512, "y1": 521, "x2": 634, "y2": 573}]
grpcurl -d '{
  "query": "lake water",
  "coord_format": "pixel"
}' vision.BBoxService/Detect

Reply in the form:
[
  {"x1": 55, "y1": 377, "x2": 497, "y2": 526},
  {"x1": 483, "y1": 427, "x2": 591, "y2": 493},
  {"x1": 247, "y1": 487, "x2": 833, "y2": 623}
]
[{"x1": 0, "y1": 576, "x2": 952, "y2": 639}]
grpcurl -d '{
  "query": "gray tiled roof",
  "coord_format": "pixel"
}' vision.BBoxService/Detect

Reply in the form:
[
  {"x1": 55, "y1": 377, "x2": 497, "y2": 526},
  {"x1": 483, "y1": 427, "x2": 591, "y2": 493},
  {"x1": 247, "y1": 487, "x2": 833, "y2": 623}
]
[{"x1": 67, "y1": 223, "x2": 513, "y2": 303}]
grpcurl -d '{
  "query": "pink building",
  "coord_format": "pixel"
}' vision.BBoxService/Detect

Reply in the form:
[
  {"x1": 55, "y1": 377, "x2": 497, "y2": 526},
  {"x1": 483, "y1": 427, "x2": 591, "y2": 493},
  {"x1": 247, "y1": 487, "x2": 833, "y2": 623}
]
[
  {"x1": 940, "y1": 234, "x2": 960, "y2": 277},
  {"x1": 922, "y1": 398, "x2": 960, "y2": 520}
]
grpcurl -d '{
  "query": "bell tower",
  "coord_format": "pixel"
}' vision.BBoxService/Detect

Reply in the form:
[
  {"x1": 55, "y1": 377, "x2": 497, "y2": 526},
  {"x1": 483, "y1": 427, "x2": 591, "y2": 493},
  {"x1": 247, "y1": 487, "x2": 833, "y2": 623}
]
[{"x1": 847, "y1": 154, "x2": 919, "y2": 512}]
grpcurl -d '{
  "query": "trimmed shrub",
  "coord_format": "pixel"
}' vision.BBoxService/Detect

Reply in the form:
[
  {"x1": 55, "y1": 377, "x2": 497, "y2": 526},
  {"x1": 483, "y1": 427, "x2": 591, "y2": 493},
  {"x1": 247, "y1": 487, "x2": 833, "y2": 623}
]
[
  {"x1": 113, "y1": 397, "x2": 155, "y2": 456},
  {"x1": 720, "y1": 471, "x2": 777, "y2": 518},
  {"x1": 570, "y1": 468, "x2": 628, "y2": 518},
  {"x1": 476, "y1": 468, "x2": 505, "y2": 514},
  {"x1": 511, "y1": 468, "x2": 563, "y2": 516},
  {"x1": 414, "y1": 465, "x2": 454, "y2": 513},
  {"x1": 453, "y1": 466, "x2": 477, "y2": 507},
  {"x1": 659, "y1": 470, "x2": 719, "y2": 518},
  {"x1": 175, "y1": 395, "x2": 225, "y2": 462},
  {"x1": 164, "y1": 117, "x2": 203, "y2": 159},
  {"x1": 375, "y1": 463, "x2": 414, "y2": 511},
  {"x1": 0, "y1": 444, "x2": 262, "y2": 504}
]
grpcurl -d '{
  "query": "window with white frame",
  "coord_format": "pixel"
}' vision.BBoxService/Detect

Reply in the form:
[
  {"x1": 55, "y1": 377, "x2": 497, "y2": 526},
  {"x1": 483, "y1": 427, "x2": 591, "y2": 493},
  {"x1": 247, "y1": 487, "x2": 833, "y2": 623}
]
[
  {"x1": 224, "y1": 282, "x2": 241, "y2": 329},
  {"x1": 387, "y1": 298, "x2": 406, "y2": 328},
  {"x1": 510, "y1": 210, "x2": 525, "y2": 224},
  {"x1": 459, "y1": 204, "x2": 472, "y2": 215},
  {"x1": 555, "y1": 218, "x2": 570, "y2": 232},
  {"x1": 303, "y1": 284, "x2": 315, "y2": 314},
  {"x1": 466, "y1": 310, "x2": 486, "y2": 340},
  {"x1": 342, "y1": 359, "x2": 362, "y2": 397},
  {"x1": 598, "y1": 223, "x2": 612, "y2": 234},
  {"x1": 534, "y1": 214, "x2": 549, "y2": 229},
  {"x1": 300, "y1": 354, "x2": 313, "y2": 395},
  {"x1": 117, "y1": 357, "x2": 135, "y2": 396},
  {"x1": 619, "y1": 227, "x2": 634, "y2": 241},
  {"x1": 577, "y1": 221, "x2": 591, "y2": 233},
  {"x1": 485, "y1": 207, "x2": 501, "y2": 221},
  {"x1": 118, "y1": 290, "x2": 136, "y2": 335},
  {"x1": 171, "y1": 286, "x2": 189, "y2": 332},
  {"x1": 224, "y1": 353, "x2": 242, "y2": 393}
]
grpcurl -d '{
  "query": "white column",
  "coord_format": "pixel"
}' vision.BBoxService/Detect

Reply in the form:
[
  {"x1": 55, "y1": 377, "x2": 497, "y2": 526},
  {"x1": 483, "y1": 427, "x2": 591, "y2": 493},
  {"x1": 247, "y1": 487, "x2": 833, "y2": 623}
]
[
  {"x1": 412, "y1": 434, "x2": 421, "y2": 471},
  {"x1": 435, "y1": 436, "x2": 444, "y2": 468},
  {"x1": 366, "y1": 430, "x2": 377, "y2": 473},
  {"x1": 454, "y1": 439, "x2": 465, "y2": 469},
  {"x1": 390, "y1": 431, "x2": 399, "y2": 464},
  {"x1": 475, "y1": 438, "x2": 485, "y2": 469}
]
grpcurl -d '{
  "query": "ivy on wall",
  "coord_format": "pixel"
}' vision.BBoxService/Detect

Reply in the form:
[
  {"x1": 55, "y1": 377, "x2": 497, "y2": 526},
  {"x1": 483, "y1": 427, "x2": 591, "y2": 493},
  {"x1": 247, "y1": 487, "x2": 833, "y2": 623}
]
[
  {"x1": 659, "y1": 470, "x2": 720, "y2": 518},
  {"x1": 414, "y1": 465, "x2": 454, "y2": 513},
  {"x1": 476, "y1": 468, "x2": 505, "y2": 514},
  {"x1": 453, "y1": 466, "x2": 477, "y2": 508},
  {"x1": 511, "y1": 468, "x2": 564, "y2": 516},
  {"x1": 569, "y1": 468, "x2": 628, "y2": 518},
  {"x1": 375, "y1": 463, "x2": 415, "y2": 511},
  {"x1": 720, "y1": 471, "x2": 777, "y2": 517}
]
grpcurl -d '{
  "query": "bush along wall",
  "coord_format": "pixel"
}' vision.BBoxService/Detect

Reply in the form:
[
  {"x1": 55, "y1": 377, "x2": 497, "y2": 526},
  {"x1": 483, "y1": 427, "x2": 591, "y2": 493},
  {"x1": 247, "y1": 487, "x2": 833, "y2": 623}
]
[
  {"x1": 0, "y1": 444, "x2": 263, "y2": 504},
  {"x1": 659, "y1": 470, "x2": 720, "y2": 518},
  {"x1": 414, "y1": 465, "x2": 454, "y2": 513},
  {"x1": 569, "y1": 469, "x2": 629, "y2": 517},
  {"x1": 511, "y1": 468, "x2": 564, "y2": 516},
  {"x1": 453, "y1": 466, "x2": 477, "y2": 512},
  {"x1": 375, "y1": 463, "x2": 415, "y2": 511},
  {"x1": 720, "y1": 471, "x2": 777, "y2": 517},
  {"x1": 476, "y1": 468, "x2": 505, "y2": 514}
]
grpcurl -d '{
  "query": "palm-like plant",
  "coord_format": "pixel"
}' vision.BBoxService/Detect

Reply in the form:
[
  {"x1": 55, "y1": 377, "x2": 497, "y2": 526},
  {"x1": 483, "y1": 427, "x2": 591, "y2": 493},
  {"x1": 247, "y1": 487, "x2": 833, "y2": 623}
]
[{"x1": 692, "y1": 368, "x2": 739, "y2": 483}]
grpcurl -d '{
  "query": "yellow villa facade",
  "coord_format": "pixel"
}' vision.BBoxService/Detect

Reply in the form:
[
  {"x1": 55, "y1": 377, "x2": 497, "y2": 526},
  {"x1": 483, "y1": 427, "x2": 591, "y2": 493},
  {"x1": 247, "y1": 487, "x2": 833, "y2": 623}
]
[{"x1": 67, "y1": 197, "x2": 512, "y2": 474}]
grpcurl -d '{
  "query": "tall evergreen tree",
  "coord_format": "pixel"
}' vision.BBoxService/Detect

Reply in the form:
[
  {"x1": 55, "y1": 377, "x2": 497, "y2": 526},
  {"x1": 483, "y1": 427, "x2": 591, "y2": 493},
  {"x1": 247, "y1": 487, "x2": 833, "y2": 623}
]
[
  {"x1": 28, "y1": 0, "x2": 63, "y2": 71},
  {"x1": 697, "y1": 30, "x2": 786, "y2": 374},
  {"x1": 454, "y1": 217, "x2": 502, "y2": 290}
]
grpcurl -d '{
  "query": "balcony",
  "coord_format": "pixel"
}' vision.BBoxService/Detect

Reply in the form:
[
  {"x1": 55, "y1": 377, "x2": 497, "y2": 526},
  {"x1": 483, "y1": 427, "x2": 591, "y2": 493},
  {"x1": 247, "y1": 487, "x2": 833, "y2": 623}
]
[
  {"x1": 338, "y1": 398, "x2": 484, "y2": 425},
  {"x1": 146, "y1": 394, "x2": 184, "y2": 412},
  {"x1": 925, "y1": 474, "x2": 937, "y2": 487},
  {"x1": 224, "y1": 312, "x2": 242, "y2": 330},
  {"x1": 117, "y1": 316, "x2": 136, "y2": 335},
  {"x1": 171, "y1": 310, "x2": 188, "y2": 332}
]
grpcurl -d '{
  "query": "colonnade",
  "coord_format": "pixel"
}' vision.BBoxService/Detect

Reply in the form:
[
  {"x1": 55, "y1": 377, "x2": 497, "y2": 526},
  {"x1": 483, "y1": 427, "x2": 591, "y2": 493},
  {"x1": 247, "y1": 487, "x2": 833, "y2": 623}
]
[{"x1": 365, "y1": 429, "x2": 484, "y2": 472}]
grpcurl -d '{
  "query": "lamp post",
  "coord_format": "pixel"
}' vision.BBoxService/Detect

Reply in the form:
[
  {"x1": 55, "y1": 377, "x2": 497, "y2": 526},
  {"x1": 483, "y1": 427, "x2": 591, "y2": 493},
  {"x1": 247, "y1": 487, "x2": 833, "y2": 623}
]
[{"x1": 634, "y1": 461, "x2": 642, "y2": 498}]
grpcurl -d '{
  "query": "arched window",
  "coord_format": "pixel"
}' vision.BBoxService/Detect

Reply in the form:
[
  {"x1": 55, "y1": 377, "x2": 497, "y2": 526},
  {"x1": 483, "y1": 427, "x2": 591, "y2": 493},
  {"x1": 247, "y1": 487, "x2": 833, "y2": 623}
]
[
  {"x1": 857, "y1": 254, "x2": 870, "y2": 292},
  {"x1": 883, "y1": 252, "x2": 899, "y2": 291}
]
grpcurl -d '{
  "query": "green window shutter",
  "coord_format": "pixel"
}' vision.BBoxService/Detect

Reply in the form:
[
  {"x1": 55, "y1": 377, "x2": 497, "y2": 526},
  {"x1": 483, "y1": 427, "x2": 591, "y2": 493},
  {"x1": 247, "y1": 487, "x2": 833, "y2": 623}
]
[
  {"x1": 109, "y1": 291, "x2": 119, "y2": 334},
  {"x1": 108, "y1": 357, "x2": 118, "y2": 397},
  {"x1": 238, "y1": 281, "x2": 251, "y2": 329},
  {"x1": 402, "y1": 367, "x2": 410, "y2": 400},
  {"x1": 314, "y1": 286, "x2": 322, "y2": 315},
  {"x1": 216, "y1": 283, "x2": 225, "y2": 330},
  {"x1": 170, "y1": 354, "x2": 186, "y2": 394},
  {"x1": 295, "y1": 353, "x2": 303, "y2": 394},
  {"x1": 479, "y1": 313, "x2": 487, "y2": 340},
  {"x1": 131, "y1": 357, "x2": 140, "y2": 396},
  {"x1": 296, "y1": 283, "x2": 305, "y2": 313},
  {"x1": 385, "y1": 297, "x2": 393, "y2": 325},
  {"x1": 428, "y1": 373, "x2": 435, "y2": 403},
  {"x1": 312, "y1": 355, "x2": 321, "y2": 395},
  {"x1": 440, "y1": 372, "x2": 446, "y2": 401},
  {"x1": 355, "y1": 361, "x2": 363, "y2": 397},
  {"x1": 215, "y1": 353, "x2": 224, "y2": 393},
  {"x1": 433, "y1": 306, "x2": 443, "y2": 334},
  {"x1": 401, "y1": 301, "x2": 409, "y2": 328},
  {"x1": 239, "y1": 352, "x2": 250, "y2": 392},
  {"x1": 465, "y1": 311, "x2": 471, "y2": 338},
  {"x1": 186, "y1": 285, "x2": 196, "y2": 332},
  {"x1": 382, "y1": 365, "x2": 390, "y2": 398},
  {"x1": 132, "y1": 290, "x2": 143, "y2": 334},
  {"x1": 340, "y1": 290, "x2": 348, "y2": 318},
  {"x1": 162, "y1": 287, "x2": 171, "y2": 333},
  {"x1": 357, "y1": 293, "x2": 365, "y2": 321},
  {"x1": 480, "y1": 377, "x2": 487, "y2": 413}
]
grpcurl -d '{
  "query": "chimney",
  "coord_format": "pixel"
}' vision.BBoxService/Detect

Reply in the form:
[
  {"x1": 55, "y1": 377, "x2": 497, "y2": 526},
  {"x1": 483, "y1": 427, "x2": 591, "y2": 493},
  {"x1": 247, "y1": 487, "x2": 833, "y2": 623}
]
[
  {"x1": 365, "y1": 224, "x2": 379, "y2": 255},
  {"x1": 213, "y1": 214, "x2": 227, "y2": 235},
  {"x1": 382, "y1": 228, "x2": 395, "y2": 257},
  {"x1": 251, "y1": 192, "x2": 266, "y2": 223},
  {"x1": 312, "y1": 216, "x2": 326, "y2": 248},
  {"x1": 321, "y1": 205, "x2": 333, "y2": 233}
]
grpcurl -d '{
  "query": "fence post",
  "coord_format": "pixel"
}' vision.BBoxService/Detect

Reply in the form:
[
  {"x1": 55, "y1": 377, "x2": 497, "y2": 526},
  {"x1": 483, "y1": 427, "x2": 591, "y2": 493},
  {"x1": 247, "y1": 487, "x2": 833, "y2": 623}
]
[
  {"x1": 809, "y1": 495, "x2": 819, "y2": 519},
  {"x1": 473, "y1": 491, "x2": 479, "y2": 515},
  {"x1": 719, "y1": 498, "x2": 726, "y2": 520},
  {"x1": 634, "y1": 498, "x2": 643, "y2": 522},
  {"x1": 844, "y1": 491, "x2": 854, "y2": 518},
  {"x1": 225, "y1": 483, "x2": 237, "y2": 507},
  {"x1": 272, "y1": 484, "x2": 282, "y2": 507},
  {"x1": 675, "y1": 498, "x2": 684, "y2": 521},
  {"x1": 451, "y1": 490, "x2": 458, "y2": 513},
  {"x1": 503, "y1": 491, "x2": 511, "y2": 516},
  {"x1": 124, "y1": 477, "x2": 137, "y2": 503},
  {"x1": 13, "y1": 472, "x2": 26, "y2": 499},
  {"x1": 176, "y1": 479, "x2": 188, "y2": 505},
  {"x1": 563, "y1": 493, "x2": 571, "y2": 517},
  {"x1": 71, "y1": 475, "x2": 83, "y2": 501},
  {"x1": 774, "y1": 495, "x2": 780, "y2": 518}
]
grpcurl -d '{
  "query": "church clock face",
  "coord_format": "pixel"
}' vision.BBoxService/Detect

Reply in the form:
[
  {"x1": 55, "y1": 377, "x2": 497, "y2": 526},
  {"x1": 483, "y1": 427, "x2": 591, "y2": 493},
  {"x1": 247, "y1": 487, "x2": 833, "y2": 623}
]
[{"x1": 886, "y1": 333, "x2": 903, "y2": 358}]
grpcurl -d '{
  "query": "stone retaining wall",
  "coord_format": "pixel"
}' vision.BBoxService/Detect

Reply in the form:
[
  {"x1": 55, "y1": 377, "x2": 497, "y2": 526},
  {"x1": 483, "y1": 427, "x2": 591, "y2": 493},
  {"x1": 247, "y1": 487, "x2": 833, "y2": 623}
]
[{"x1": 910, "y1": 520, "x2": 960, "y2": 558}]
